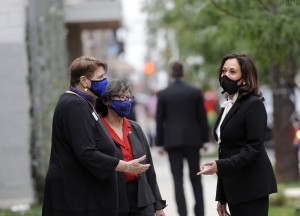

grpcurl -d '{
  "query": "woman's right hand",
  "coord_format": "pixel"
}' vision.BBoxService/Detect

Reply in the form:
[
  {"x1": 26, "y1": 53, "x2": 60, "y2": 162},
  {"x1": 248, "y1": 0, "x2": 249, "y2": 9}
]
[
  {"x1": 126, "y1": 155, "x2": 151, "y2": 174},
  {"x1": 217, "y1": 202, "x2": 230, "y2": 216},
  {"x1": 197, "y1": 161, "x2": 218, "y2": 175}
]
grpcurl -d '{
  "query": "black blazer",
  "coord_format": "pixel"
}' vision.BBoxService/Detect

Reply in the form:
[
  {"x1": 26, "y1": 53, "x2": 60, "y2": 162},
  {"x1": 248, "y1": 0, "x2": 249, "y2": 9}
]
[
  {"x1": 156, "y1": 80, "x2": 209, "y2": 149},
  {"x1": 214, "y1": 94, "x2": 277, "y2": 205},
  {"x1": 114, "y1": 120, "x2": 166, "y2": 212},
  {"x1": 43, "y1": 93, "x2": 120, "y2": 216}
]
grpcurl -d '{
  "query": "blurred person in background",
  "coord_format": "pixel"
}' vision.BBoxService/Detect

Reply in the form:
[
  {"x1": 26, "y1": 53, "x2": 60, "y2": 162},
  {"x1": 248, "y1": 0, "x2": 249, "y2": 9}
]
[
  {"x1": 146, "y1": 89, "x2": 158, "y2": 147},
  {"x1": 42, "y1": 56, "x2": 150, "y2": 216},
  {"x1": 204, "y1": 90, "x2": 220, "y2": 143},
  {"x1": 95, "y1": 79, "x2": 166, "y2": 216},
  {"x1": 156, "y1": 61, "x2": 209, "y2": 216},
  {"x1": 198, "y1": 53, "x2": 277, "y2": 216}
]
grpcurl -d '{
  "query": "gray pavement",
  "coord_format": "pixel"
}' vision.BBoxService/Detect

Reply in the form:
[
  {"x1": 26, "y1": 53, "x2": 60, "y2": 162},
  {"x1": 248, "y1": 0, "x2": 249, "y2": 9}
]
[
  {"x1": 152, "y1": 147, "x2": 281, "y2": 216},
  {"x1": 151, "y1": 147, "x2": 218, "y2": 216}
]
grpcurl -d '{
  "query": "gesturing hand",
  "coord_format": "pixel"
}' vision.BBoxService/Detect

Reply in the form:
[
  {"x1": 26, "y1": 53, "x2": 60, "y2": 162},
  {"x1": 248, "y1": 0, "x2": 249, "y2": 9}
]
[
  {"x1": 197, "y1": 161, "x2": 218, "y2": 175},
  {"x1": 127, "y1": 155, "x2": 151, "y2": 174}
]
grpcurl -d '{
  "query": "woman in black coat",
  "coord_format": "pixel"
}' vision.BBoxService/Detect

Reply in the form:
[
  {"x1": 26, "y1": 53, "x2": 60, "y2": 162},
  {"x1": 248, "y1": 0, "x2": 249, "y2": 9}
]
[
  {"x1": 197, "y1": 53, "x2": 277, "y2": 216},
  {"x1": 42, "y1": 56, "x2": 150, "y2": 216},
  {"x1": 95, "y1": 79, "x2": 167, "y2": 216}
]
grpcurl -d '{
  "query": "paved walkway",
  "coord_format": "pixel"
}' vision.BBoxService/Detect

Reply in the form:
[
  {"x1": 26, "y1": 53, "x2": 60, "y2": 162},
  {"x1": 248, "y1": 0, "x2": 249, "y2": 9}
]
[
  {"x1": 152, "y1": 147, "x2": 291, "y2": 216},
  {"x1": 151, "y1": 147, "x2": 218, "y2": 216}
]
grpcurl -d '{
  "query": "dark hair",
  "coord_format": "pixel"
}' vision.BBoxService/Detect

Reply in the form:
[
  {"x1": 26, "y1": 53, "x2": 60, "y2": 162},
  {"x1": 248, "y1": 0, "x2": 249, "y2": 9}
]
[
  {"x1": 69, "y1": 56, "x2": 107, "y2": 86},
  {"x1": 217, "y1": 53, "x2": 264, "y2": 101},
  {"x1": 95, "y1": 79, "x2": 132, "y2": 117},
  {"x1": 170, "y1": 61, "x2": 184, "y2": 78}
]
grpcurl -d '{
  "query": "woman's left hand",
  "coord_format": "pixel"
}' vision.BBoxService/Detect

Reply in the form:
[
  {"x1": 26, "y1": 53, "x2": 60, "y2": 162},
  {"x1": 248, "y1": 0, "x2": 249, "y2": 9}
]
[
  {"x1": 155, "y1": 209, "x2": 166, "y2": 216},
  {"x1": 127, "y1": 155, "x2": 151, "y2": 174},
  {"x1": 217, "y1": 202, "x2": 230, "y2": 216},
  {"x1": 197, "y1": 161, "x2": 218, "y2": 175}
]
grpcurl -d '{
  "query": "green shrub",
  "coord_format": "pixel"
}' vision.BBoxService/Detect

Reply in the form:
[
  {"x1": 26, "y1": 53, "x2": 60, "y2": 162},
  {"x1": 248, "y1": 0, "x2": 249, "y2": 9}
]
[{"x1": 270, "y1": 184, "x2": 287, "y2": 206}]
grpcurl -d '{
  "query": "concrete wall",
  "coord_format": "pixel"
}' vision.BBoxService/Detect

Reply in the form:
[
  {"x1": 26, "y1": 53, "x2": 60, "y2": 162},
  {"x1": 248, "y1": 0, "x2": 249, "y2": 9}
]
[{"x1": 0, "y1": 0, "x2": 34, "y2": 208}]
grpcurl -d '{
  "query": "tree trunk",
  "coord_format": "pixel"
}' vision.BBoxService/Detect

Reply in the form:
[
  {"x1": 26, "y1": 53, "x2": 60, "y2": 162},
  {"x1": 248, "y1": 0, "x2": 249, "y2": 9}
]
[
  {"x1": 27, "y1": 0, "x2": 67, "y2": 203},
  {"x1": 271, "y1": 58, "x2": 299, "y2": 182}
]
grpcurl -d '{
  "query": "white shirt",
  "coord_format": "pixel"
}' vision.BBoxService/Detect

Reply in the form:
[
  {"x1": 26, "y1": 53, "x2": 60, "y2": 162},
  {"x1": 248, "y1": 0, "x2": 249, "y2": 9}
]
[{"x1": 216, "y1": 93, "x2": 238, "y2": 144}]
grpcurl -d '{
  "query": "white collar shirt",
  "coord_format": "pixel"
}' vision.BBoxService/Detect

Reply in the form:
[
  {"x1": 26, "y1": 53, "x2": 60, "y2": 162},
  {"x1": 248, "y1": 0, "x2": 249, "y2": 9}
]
[{"x1": 216, "y1": 93, "x2": 238, "y2": 144}]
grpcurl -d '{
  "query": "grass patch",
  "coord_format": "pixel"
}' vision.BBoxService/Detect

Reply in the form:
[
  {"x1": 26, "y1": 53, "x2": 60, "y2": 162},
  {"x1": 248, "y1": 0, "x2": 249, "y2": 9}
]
[
  {"x1": 282, "y1": 181, "x2": 300, "y2": 188},
  {"x1": 0, "y1": 205, "x2": 41, "y2": 216},
  {"x1": 269, "y1": 205, "x2": 296, "y2": 216},
  {"x1": 269, "y1": 181, "x2": 300, "y2": 216}
]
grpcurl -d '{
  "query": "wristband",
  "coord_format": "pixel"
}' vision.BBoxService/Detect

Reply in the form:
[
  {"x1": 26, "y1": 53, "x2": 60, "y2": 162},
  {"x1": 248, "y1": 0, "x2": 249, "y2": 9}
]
[{"x1": 124, "y1": 162, "x2": 130, "y2": 172}]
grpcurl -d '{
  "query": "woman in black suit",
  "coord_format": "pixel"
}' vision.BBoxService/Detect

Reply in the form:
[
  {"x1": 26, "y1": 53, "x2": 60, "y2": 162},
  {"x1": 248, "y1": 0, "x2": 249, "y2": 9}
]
[
  {"x1": 42, "y1": 56, "x2": 150, "y2": 216},
  {"x1": 96, "y1": 79, "x2": 166, "y2": 216},
  {"x1": 197, "y1": 53, "x2": 277, "y2": 216}
]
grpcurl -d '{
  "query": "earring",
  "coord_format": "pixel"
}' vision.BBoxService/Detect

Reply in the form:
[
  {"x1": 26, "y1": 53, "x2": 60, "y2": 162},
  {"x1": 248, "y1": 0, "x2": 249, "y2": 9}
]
[
  {"x1": 84, "y1": 87, "x2": 88, "y2": 92},
  {"x1": 243, "y1": 82, "x2": 246, "y2": 85}
]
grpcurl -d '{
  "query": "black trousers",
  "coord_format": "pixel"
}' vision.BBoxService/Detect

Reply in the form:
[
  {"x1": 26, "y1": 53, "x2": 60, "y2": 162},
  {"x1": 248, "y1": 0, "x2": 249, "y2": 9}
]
[
  {"x1": 228, "y1": 196, "x2": 269, "y2": 216},
  {"x1": 167, "y1": 147, "x2": 204, "y2": 216},
  {"x1": 119, "y1": 180, "x2": 155, "y2": 216}
]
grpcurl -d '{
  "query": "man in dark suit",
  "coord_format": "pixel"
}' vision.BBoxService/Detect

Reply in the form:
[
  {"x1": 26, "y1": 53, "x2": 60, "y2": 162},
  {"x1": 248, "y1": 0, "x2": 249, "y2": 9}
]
[{"x1": 155, "y1": 61, "x2": 209, "y2": 216}]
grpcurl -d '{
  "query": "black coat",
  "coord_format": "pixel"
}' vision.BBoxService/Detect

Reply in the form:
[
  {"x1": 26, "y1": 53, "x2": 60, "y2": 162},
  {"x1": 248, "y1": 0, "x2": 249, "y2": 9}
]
[
  {"x1": 214, "y1": 95, "x2": 277, "y2": 205},
  {"x1": 43, "y1": 93, "x2": 120, "y2": 216},
  {"x1": 114, "y1": 120, "x2": 166, "y2": 212},
  {"x1": 156, "y1": 80, "x2": 209, "y2": 149}
]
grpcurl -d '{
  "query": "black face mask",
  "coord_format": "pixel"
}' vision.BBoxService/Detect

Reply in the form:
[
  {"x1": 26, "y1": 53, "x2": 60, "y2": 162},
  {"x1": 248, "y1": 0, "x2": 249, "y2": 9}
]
[{"x1": 220, "y1": 75, "x2": 241, "y2": 95}]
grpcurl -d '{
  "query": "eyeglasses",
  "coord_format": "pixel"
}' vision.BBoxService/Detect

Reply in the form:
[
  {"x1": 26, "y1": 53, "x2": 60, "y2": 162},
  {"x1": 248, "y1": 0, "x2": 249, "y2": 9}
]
[{"x1": 112, "y1": 95, "x2": 134, "y2": 102}]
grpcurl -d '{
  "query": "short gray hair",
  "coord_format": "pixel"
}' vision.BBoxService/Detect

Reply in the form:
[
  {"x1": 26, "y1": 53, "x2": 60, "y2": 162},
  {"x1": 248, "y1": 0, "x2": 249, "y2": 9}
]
[
  {"x1": 104, "y1": 79, "x2": 132, "y2": 98},
  {"x1": 95, "y1": 79, "x2": 133, "y2": 117}
]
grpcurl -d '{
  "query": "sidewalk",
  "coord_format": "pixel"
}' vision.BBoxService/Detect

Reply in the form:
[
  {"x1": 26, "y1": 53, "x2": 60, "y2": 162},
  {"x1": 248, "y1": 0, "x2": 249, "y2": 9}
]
[{"x1": 151, "y1": 147, "x2": 218, "y2": 216}]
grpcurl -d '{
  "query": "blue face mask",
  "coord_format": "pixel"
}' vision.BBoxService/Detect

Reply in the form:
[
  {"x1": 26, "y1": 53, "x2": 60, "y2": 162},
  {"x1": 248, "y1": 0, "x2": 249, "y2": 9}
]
[
  {"x1": 109, "y1": 100, "x2": 132, "y2": 117},
  {"x1": 89, "y1": 78, "x2": 108, "y2": 98}
]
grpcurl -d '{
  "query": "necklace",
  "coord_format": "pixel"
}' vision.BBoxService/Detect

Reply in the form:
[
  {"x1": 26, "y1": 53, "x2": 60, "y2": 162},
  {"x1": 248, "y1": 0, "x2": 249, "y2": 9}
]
[
  {"x1": 104, "y1": 117, "x2": 123, "y2": 132},
  {"x1": 104, "y1": 117, "x2": 123, "y2": 139},
  {"x1": 66, "y1": 90, "x2": 95, "y2": 110},
  {"x1": 104, "y1": 117, "x2": 122, "y2": 128},
  {"x1": 69, "y1": 86, "x2": 94, "y2": 104}
]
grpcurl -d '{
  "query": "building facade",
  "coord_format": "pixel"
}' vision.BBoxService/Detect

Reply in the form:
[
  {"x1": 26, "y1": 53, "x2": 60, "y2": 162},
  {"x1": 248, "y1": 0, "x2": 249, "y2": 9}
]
[
  {"x1": 0, "y1": 0, "x2": 123, "y2": 209},
  {"x1": 0, "y1": 0, "x2": 34, "y2": 208}
]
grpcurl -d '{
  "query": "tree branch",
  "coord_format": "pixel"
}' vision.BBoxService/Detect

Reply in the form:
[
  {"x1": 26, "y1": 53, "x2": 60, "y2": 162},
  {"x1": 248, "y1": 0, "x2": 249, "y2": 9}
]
[
  {"x1": 210, "y1": 0, "x2": 250, "y2": 19},
  {"x1": 257, "y1": 0, "x2": 272, "y2": 11}
]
